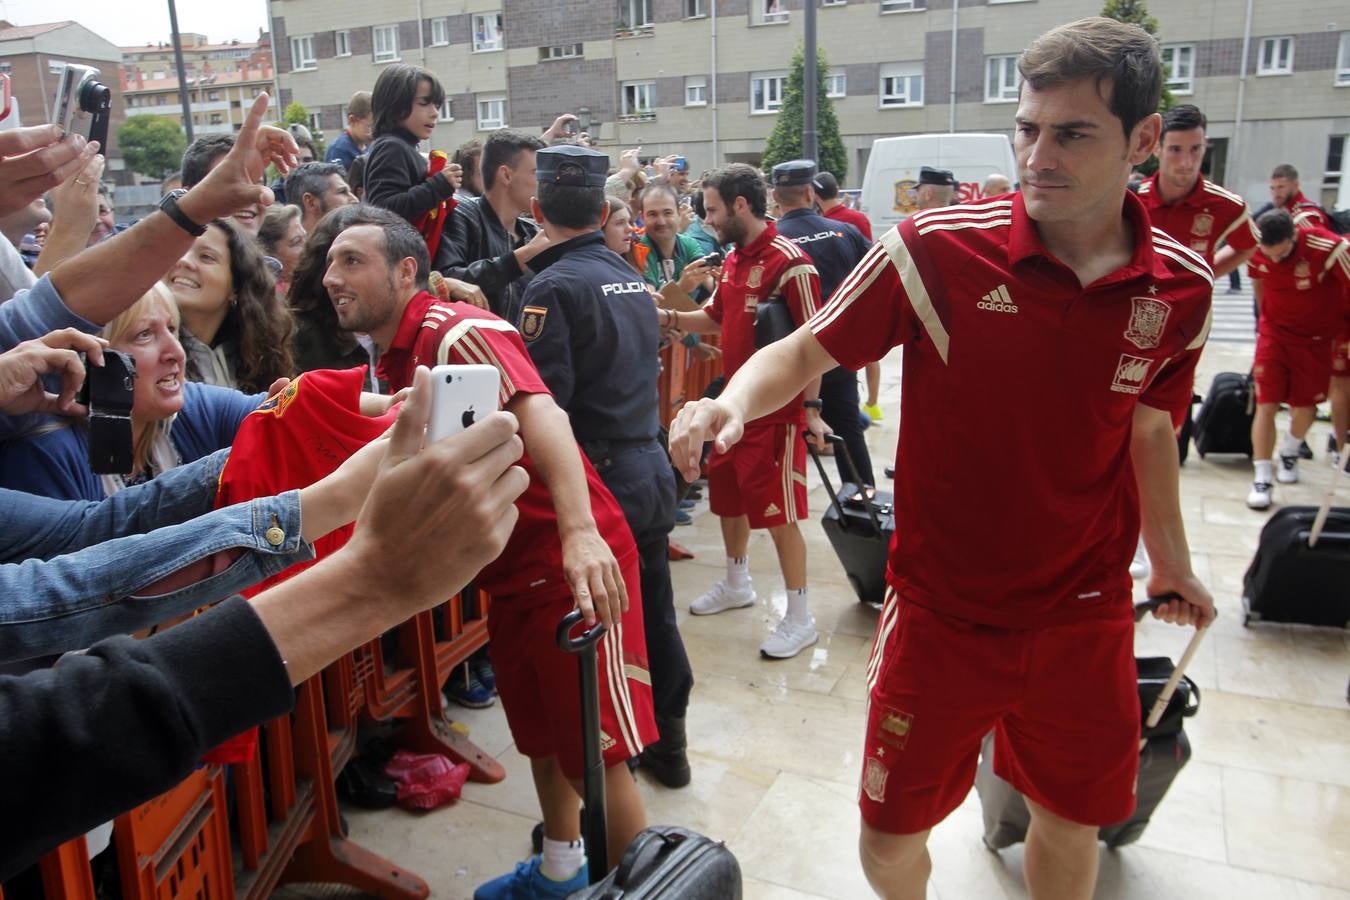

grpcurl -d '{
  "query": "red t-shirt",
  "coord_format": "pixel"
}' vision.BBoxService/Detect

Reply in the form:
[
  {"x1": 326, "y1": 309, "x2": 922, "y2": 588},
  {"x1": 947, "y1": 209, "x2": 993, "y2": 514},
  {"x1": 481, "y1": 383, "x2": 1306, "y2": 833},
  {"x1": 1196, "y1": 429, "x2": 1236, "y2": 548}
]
[
  {"x1": 704, "y1": 222, "x2": 821, "y2": 426},
  {"x1": 822, "y1": 203, "x2": 873, "y2": 242},
  {"x1": 1247, "y1": 228, "x2": 1350, "y2": 342},
  {"x1": 1285, "y1": 191, "x2": 1331, "y2": 232},
  {"x1": 1138, "y1": 174, "x2": 1258, "y2": 265},
  {"x1": 809, "y1": 191, "x2": 1213, "y2": 628},
  {"x1": 377, "y1": 291, "x2": 635, "y2": 601}
]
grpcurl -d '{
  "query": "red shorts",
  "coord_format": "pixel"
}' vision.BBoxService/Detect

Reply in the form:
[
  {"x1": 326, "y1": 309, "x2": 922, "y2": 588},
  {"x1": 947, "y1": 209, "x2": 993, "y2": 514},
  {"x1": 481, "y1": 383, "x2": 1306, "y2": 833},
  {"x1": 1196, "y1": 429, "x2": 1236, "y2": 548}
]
[
  {"x1": 708, "y1": 421, "x2": 808, "y2": 529},
  {"x1": 1332, "y1": 334, "x2": 1350, "y2": 378},
  {"x1": 859, "y1": 589, "x2": 1140, "y2": 834},
  {"x1": 1254, "y1": 334, "x2": 1332, "y2": 406},
  {"x1": 487, "y1": 551, "x2": 657, "y2": 779}
]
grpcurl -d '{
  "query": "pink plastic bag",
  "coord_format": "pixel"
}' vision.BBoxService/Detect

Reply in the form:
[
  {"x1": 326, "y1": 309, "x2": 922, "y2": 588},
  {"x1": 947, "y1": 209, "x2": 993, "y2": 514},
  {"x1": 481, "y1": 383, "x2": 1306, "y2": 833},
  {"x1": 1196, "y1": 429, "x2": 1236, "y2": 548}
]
[{"x1": 384, "y1": 750, "x2": 471, "y2": 811}]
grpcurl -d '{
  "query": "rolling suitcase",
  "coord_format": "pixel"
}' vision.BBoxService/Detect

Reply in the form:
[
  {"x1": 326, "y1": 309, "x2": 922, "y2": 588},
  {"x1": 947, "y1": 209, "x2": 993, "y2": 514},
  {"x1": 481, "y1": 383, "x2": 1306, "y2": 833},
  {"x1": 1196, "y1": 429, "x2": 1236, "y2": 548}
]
[
  {"x1": 808, "y1": 434, "x2": 895, "y2": 604},
  {"x1": 1193, "y1": 372, "x2": 1254, "y2": 458},
  {"x1": 557, "y1": 611, "x2": 742, "y2": 898},
  {"x1": 976, "y1": 598, "x2": 1204, "y2": 851}
]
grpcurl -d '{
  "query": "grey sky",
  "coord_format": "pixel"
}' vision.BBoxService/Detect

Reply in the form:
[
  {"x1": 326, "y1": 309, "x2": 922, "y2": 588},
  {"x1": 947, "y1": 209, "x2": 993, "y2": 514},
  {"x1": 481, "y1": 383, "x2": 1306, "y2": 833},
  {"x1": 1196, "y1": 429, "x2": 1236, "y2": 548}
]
[{"x1": 0, "y1": 0, "x2": 268, "y2": 47}]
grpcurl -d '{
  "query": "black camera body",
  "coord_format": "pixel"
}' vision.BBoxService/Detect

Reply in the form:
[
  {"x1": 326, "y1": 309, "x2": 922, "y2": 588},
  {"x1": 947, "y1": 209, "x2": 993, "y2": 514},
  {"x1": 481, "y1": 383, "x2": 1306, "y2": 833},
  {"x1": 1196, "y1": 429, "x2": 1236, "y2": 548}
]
[
  {"x1": 76, "y1": 350, "x2": 137, "y2": 475},
  {"x1": 53, "y1": 63, "x2": 111, "y2": 150},
  {"x1": 697, "y1": 251, "x2": 724, "y2": 267}
]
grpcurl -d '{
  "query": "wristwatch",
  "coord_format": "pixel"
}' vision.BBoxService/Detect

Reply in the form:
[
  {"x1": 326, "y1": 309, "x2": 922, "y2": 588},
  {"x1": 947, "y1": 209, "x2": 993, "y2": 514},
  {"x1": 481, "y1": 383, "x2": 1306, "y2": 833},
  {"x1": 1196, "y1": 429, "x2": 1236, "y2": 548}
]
[
  {"x1": 158, "y1": 189, "x2": 207, "y2": 237},
  {"x1": 803, "y1": 399, "x2": 824, "y2": 410}
]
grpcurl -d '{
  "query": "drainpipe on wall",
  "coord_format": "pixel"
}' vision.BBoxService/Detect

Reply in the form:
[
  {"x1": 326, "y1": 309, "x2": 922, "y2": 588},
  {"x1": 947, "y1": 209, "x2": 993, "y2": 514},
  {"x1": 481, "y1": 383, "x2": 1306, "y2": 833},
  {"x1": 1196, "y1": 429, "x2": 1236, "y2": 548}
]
[
  {"x1": 1230, "y1": 0, "x2": 1254, "y2": 192},
  {"x1": 265, "y1": 0, "x2": 282, "y2": 121},
  {"x1": 416, "y1": 0, "x2": 426, "y2": 64},
  {"x1": 711, "y1": 0, "x2": 719, "y2": 165},
  {"x1": 947, "y1": 0, "x2": 958, "y2": 133}
]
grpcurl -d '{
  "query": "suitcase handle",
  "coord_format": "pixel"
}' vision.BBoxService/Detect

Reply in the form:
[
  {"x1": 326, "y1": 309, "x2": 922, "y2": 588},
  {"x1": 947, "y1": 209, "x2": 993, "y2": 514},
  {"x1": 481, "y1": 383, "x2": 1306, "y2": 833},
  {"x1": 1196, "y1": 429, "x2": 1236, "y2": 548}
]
[
  {"x1": 556, "y1": 607, "x2": 607, "y2": 654},
  {"x1": 608, "y1": 828, "x2": 688, "y2": 892},
  {"x1": 1133, "y1": 592, "x2": 1209, "y2": 732},
  {"x1": 806, "y1": 433, "x2": 886, "y2": 538},
  {"x1": 556, "y1": 608, "x2": 610, "y2": 882}
]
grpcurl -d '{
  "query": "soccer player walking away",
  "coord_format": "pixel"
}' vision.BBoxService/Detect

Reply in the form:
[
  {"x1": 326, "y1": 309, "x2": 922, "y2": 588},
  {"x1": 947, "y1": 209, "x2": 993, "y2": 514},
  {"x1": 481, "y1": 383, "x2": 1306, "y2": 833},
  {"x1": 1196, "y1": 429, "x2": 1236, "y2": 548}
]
[{"x1": 671, "y1": 17, "x2": 1215, "y2": 900}]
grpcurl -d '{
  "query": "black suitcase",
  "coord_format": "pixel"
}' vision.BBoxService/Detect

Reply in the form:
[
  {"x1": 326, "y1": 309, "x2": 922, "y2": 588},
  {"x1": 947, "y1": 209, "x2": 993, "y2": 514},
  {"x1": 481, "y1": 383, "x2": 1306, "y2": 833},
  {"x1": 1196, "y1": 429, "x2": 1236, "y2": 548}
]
[
  {"x1": 1193, "y1": 372, "x2": 1254, "y2": 458},
  {"x1": 557, "y1": 611, "x2": 742, "y2": 898},
  {"x1": 808, "y1": 434, "x2": 895, "y2": 604},
  {"x1": 1242, "y1": 506, "x2": 1350, "y2": 628},
  {"x1": 1177, "y1": 392, "x2": 1200, "y2": 465}
]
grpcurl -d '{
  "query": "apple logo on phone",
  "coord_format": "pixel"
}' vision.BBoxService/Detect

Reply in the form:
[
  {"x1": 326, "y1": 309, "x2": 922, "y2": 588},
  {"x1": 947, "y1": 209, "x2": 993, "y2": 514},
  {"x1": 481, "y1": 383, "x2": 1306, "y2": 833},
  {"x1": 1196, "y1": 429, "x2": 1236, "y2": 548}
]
[{"x1": 461, "y1": 406, "x2": 476, "y2": 429}]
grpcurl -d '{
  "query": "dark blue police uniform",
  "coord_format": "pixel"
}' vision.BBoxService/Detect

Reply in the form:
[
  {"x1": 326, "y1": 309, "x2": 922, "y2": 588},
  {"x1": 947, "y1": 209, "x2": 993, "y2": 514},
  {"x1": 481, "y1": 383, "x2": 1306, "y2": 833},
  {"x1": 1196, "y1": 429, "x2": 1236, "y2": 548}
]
[
  {"x1": 771, "y1": 159, "x2": 876, "y2": 486},
  {"x1": 518, "y1": 148, "x2": 693, "y2": 776}
]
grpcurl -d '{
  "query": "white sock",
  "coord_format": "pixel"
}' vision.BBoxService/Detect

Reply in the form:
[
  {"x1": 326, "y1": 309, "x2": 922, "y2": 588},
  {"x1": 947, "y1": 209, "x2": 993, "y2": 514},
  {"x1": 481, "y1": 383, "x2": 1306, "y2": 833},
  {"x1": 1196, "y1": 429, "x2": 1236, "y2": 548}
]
[
  {"x1": 727, "y1": 556, "x2": 750, "y2": 589},
  {"x1": 1254, "y1": 459, "x2": 1274, "y2": 484},
  {"x1": 786, "y1": 586, "x2": 809, "y2": 620},
  {"x1": 540, "y1": 836, "x2": 584, "y2": 881},
  {"x1": 1279, "y1": 434, "x2": 1302, "y2": 458}
]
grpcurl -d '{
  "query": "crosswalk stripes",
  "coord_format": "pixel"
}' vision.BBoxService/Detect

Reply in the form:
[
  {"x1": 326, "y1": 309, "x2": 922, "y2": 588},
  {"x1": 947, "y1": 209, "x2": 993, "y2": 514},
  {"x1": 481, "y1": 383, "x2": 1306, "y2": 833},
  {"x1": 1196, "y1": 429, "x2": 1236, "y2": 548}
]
[{"x1": 1207, "y1": 282, "x2": 1256, "y2": 345}]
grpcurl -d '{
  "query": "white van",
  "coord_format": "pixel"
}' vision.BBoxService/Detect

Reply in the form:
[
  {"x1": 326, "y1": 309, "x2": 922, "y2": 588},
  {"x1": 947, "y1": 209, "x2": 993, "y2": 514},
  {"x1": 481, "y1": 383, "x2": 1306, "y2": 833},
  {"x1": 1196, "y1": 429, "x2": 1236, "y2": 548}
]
[{"x1": 859, "y1": 133, "x2": 1018, "y2": 235}]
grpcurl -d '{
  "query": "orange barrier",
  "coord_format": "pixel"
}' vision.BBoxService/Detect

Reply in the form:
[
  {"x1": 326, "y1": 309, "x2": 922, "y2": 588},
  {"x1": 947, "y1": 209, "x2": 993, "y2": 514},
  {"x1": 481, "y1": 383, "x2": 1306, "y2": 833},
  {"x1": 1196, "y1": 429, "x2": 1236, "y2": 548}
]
[{"x1": 114, "y1": 766, "x2": 234, "y2": 899}]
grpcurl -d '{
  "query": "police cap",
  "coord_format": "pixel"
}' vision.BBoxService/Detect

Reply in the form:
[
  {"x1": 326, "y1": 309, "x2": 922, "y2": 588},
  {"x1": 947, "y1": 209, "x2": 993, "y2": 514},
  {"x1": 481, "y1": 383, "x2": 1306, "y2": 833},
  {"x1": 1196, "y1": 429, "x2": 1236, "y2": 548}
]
[
  {"x1": 771, "y1": 159, "x2": 817, "y2": 187},
  {"x1": 918, "y1": 166, "x2": 957, "y2": 187},
  {"x1": 536, "y1": 145, "x2": 609, "y2": 187}
]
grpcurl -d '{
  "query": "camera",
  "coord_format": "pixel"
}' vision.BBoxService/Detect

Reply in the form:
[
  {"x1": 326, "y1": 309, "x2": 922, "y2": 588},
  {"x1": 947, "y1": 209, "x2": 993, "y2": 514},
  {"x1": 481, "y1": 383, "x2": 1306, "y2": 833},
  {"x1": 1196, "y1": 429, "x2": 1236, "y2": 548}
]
[
  {"x1": 76, "y1": 350, "x2": 137, "y2": 475},
  {"x1": 53, "y1": 63, "x2": 111, "y2": 150},
  {"x1": 696, "y1": 251, "x2": 724, "y2": 267}
]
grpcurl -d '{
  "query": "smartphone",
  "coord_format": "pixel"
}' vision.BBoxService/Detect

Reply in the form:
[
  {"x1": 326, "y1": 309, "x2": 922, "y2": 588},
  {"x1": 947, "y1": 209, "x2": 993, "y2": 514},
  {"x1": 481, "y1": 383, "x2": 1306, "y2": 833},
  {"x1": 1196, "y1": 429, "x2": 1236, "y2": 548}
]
[
  {"x1": 696, "y1": 250, "x2": 724, "y2": 267},
  {"x1": 426, "y1": 364, "x2": 501, "y2": 443},
  {"x1": 672, "y1": 156, "x2": 688, "y2": 173}
]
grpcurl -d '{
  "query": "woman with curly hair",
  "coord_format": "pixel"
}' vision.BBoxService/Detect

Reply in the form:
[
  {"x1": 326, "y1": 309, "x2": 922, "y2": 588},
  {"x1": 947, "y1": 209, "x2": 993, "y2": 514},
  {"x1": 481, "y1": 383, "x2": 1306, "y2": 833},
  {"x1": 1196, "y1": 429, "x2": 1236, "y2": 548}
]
[{"x1": 161, "y1": 218, "x2": 295, "y2": 394}]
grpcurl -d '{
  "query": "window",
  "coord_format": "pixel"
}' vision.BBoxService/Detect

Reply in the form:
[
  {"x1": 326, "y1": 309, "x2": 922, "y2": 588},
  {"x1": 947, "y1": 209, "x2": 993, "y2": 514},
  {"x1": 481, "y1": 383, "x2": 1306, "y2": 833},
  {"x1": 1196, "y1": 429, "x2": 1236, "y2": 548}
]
[
  {"x1": 880, "y1": 62, "x2": 923, "y2": 108},
  {"x1": 440, "y1": 97, "x2": 454, "y2": 121},
  {"x1": 880, "y1": 0, "x2": 919, "y2": 11},
  {"x1": 477, "y1": 94, "x2": 506, "y2": 130},
  {"x1": 335, "y1": 30, "x2": 351, "y2": 57},
  {"x1": 1337, "y1": 32, "x2": 1350, "y2": 86},
  {"x1": 207, "y1": 89, "x2": 221, "y2": 101},
  {"x1": 210, "y1": 112, "x2": 223, "y2": 124},
  {"x1": 823, "y1": 0, "x2": 846, "y2": 6},
  {"x1": 685, "y1": 0, "x2": 705, "y2": 16},
  {"x1": 752, "y1": 0, "x2": 788, "y2": 25},
  {"x1": 308, "y1": 112, "x2": 322, "y2": 133},
  {"x1": 430, "y1": 18, "x2": 449, "y2": 46},
  {"x1": 1257, "y1": 36, "x2": 1293, "y2": 75},
  {"x1": 685, "y1": 75, "x2": 707, "y2": 106},
  {"x1": 1161, "y1": 44, "x2": 1195, "y2": 94},
  {"x1": 289, "y1": 35, "x2": 316, "y2": 71},
  {"x1": 473, "y1": 13, "x2": 503, "y2": 51},
  {"x1": 373, "y1": 25, "x2": 400, "y2": 63},
  {"x1": 984, "y1": 55, "x2": 1019, "y2": 103},
  {"x1": 1326, "y1": 135, "x2": 1346, "y2": 188},
  {"x1": 751, "y1": 71, "x2": 787, "y2": 114},
  {"x1": 619, "y1": 0, "x2": 653, "y2": 30},
  {"x1": 622, "y1": 81, "x2": 657, "y2": 119},
  {"x1": 826, "y1": 73, "x2": 846, "y2": 98},
  {"x1": 541, "y1": 43, "x2": 584, "y2": 60}
]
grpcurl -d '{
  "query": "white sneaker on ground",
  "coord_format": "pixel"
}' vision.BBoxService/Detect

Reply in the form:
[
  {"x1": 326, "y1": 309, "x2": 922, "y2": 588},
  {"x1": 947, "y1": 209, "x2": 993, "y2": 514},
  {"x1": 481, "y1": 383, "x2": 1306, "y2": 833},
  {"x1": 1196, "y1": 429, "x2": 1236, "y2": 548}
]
[
  {"x1": 760, "y1": 615, "x2": 819, "y2": 659},
  {"x1": 1276, "y1": 455, "x2": 1299, "y2": 484},
  {"x1": 1129, "y1": 540, "x2": 1150, "y2": 580},
  {"x1": 690, "y1": 580, "x2": 756, "y2": 615},
  {"x1": 1246, "y1": 481, "x2": 1274, "y2": 510}
]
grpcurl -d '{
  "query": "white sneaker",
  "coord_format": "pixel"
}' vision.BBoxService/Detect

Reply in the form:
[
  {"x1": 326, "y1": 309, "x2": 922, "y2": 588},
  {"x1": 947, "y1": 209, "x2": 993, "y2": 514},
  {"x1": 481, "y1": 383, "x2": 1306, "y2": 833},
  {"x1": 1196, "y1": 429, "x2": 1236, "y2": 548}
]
[
  {"x1": 1276, "y1": 455, "x2": 1299, "y2": 484},
  {"x1": 1246, "y1": 481, "x2": 1273, "y2": 510},
  {"x1": 1129, "y1": 540, "x2": 1150, "y2": 580},
  {"x1": 690, "y1": 580, "x2": 756, "y2": 615},
  {"x1": 760, "y1": 615, "x2": 819, "y2": 659}
]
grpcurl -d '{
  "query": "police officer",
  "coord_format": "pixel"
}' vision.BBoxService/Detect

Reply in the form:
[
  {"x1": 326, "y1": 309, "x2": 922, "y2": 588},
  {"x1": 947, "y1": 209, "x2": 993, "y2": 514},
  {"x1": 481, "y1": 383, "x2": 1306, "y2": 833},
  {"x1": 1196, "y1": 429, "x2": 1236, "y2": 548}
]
[
  {"x1": 517, "y1": 145, "x2": 693, "y2": 788},
  {"x1": 770, "y1": 159, "x2": 876, "y2": 487},
  {"x1": 917, "y1": 165, "x2": 958, "y2": 210}
]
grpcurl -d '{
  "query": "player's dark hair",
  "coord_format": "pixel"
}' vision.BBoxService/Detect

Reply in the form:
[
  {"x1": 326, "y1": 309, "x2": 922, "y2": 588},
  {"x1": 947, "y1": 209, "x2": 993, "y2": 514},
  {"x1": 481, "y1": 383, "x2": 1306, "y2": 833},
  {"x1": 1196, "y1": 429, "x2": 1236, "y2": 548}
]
[
  {"x1": 813, "y1": 171, "x2": 840, "y2": 200},
  {"x1": 704, "y1": 163, "x2": 768, "y2": 219},
  {"x1": 1256, "y1": 209, "x2": 1295, "y2": 246},
  {"x1": 481, "y1": 129, "x2": 546, "y2": 191},
  {"x1": 1018, "y1": 17, "x2": 1162, "y2": 140},
  {"x1": 372, "y1": 64, "x2": 445, "y2": 137},
  {"x1": 285, "y1": 162, "x2": 348, "y2": 207},
  {"x1": 1161, "y1": 104, "x2": 1207, "y2": 137}
]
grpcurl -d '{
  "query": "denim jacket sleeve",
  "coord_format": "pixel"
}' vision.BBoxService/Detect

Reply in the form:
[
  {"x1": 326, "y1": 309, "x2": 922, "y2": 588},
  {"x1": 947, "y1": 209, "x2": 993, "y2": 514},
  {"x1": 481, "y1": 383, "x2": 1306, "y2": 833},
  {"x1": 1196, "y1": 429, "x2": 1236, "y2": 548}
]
[{"x1": 0, "y1": 490, "x2": 316, "y2": 663}]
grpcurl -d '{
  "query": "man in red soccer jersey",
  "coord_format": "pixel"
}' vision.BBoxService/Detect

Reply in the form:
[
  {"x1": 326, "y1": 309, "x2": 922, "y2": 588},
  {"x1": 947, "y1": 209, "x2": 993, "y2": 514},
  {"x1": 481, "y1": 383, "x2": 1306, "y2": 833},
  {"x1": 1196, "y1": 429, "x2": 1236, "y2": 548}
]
[
  {"x1": 1244, "y1": 210, "x2": 1350, "y2": 509},
  {"x1": 661, "y1": 164, "x2": 827, "y2": 660},
  {"x1": 316, "y1": 205, "x2": 657, "y2": 899},
  {"x1": 1269, "y1": 163, "x2": 1332, "y2": 232},
  {"x1": 672, "y1": 18, "x2": 1215, "y2": 900}
]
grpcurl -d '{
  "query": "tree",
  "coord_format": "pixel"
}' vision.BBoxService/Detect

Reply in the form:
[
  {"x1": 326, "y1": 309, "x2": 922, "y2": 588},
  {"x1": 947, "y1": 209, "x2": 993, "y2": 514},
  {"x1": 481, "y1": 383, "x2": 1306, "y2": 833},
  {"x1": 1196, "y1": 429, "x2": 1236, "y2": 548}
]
[
  {"x1": 279, "y1": 100, "x2": 326, "y2": 156},
  {"x1": 118, "y1": 115, "x2": 187, "y2": 181},
  {"x1": 761, "y1": 45, "x2": 848, "y2": 183},
  {"x1": 1101, "y1": 0, "x2": 1175, "y2": 112}
]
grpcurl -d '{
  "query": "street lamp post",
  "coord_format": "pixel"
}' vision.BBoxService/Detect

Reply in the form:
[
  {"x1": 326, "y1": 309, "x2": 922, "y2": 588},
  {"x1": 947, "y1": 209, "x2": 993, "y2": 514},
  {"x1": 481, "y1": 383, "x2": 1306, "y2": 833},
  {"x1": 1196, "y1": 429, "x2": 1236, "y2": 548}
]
[{"x1": 167, "y1": 0, "x2": 194, "y2": 143}]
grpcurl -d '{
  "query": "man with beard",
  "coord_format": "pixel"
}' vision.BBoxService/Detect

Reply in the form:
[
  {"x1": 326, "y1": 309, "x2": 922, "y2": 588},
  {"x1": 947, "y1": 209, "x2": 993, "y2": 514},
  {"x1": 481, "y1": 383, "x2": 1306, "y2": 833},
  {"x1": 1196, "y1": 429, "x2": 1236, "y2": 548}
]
[{"x1": 285, "y1": 162, "x2": 361, "y2": 233}]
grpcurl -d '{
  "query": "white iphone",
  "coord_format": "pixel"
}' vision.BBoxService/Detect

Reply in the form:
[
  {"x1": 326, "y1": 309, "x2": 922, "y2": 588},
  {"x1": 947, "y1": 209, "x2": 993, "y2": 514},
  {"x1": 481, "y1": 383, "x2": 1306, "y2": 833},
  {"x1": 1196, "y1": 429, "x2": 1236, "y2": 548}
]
[{"x1": 426, "y1": 364, "x2": 502, "y2": 443}]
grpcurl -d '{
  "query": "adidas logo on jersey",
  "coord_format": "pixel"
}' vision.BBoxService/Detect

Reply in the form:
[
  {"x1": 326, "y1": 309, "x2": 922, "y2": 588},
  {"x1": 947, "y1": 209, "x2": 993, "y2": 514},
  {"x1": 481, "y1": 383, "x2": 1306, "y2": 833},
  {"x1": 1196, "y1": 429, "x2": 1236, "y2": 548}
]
[
  {"x1": 764, "y1": 502, "x2": 782, "y2": 517},
  {"x1": 978, "y1": 284, "x2": 1018, "y2": 313}
]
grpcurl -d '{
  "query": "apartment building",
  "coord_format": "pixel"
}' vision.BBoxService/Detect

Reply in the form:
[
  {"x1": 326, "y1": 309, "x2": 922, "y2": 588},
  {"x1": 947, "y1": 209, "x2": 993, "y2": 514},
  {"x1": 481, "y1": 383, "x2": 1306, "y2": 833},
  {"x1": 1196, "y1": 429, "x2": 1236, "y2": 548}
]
[
  {"x1": 121, "y1": 32, "x2": 273, "y2": 81},
  {"x1": 269, "y1": 0, "x2": 1349, "y2": 206},
  {"x1": 121, "y1": 61, "x2": 278, "y2": 138}
]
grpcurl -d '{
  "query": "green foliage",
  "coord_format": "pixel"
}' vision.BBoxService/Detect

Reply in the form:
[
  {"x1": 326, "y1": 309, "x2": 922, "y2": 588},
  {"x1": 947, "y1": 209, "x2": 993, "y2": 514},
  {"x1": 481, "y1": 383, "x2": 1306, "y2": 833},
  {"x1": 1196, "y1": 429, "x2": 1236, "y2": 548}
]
[
  {"x1": 761, "y1": 45, "x2": 849, "y2": 183},
  {"x1": 118, "y1": 115, "x2": 187, "y2": 180},
  {"x1": 1101, "y1": 0, "x2": 1174, "y2": 111}
]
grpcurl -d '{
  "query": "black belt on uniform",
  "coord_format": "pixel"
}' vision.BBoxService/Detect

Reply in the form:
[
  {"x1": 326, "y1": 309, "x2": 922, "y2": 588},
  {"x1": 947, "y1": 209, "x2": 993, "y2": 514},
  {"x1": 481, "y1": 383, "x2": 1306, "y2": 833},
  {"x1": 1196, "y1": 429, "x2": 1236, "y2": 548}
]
[{"x1": 579, "y1": 437, "x2": 653, "y2": 467}]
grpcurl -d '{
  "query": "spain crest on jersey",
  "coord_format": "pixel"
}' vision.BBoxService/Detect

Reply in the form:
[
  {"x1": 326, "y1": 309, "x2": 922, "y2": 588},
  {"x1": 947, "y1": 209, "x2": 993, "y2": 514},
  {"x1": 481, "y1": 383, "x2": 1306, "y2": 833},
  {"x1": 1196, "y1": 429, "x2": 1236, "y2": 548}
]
[
  {"x1": 1124, "y1": 296, "x2": 1170, "y2": 350},
  {"x1": 747, "y1": 266, "x2": 764, "y2": 289},
  {"x1": 1190, "y1": 212, "x2": 1214, "y2": 238},
  {"x1": 254, "y1": 377, "x2": 300, "y2": 417},
  {"x1": 892, "y1": 179, "x2": 919, "y2": 215}
]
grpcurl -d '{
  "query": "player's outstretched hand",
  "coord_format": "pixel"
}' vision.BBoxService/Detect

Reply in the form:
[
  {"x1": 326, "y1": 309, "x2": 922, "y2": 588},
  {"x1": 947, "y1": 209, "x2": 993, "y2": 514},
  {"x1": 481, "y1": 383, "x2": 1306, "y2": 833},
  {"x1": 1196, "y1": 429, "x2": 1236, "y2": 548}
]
[{"x1": 668, "y1": 397, "x2": 744, "y2": 483}]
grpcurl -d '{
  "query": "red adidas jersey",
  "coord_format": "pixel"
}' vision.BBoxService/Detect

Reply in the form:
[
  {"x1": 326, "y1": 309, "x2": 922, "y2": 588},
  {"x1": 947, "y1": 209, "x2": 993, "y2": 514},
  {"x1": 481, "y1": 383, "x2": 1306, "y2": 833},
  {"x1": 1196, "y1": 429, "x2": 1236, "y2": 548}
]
[
  {"x1": 1247, "y1": 228, "x2": 1350, "y2": 342},
  {"x1": 704, "y1": 222, "x2": 821, "y2": 425},
  {"x1": 809, "y1": 191, "x2": 1213, "y2": 628},
  {"x1": 1285, "y1": 191, "x2": 1331, "y2": 232},
  {"x1": 822, "y1": 203, "x2": 873, "y2": 242},
  {"x1": 377, "y1": 291, "x2": 635, "y2": 601},
  {"x1": 1138, "y1": 174, "x2": 1259, "y2": 265}
]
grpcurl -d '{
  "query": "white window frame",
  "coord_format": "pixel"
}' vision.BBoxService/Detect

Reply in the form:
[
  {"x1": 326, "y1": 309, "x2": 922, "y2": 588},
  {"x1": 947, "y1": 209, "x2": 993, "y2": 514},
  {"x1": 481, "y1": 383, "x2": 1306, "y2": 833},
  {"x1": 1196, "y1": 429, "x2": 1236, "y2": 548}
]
[
  {"x1": 476, "y1": 94, "x2": 506, "y2": 130},
  {"x1": 289, "y1": 35, "x2": 316, "y2": 71},
  {"x1": 822, "y1": 0, "x2": 846, "y2": 6},
  {"x1": 826, "y1": 72, "x2": 846, "y2": 98},
  {"x1": 1257, "y1": 36, "x2": 1294, "y2": 76},
  {"x1": 685, "y1": 0, "x2": 706, "y2": 17},
  {"x1": 472, "y1": 13, "x2": 503, "y2": 52},
  {"x1": 373, "y1": 25, "x2": 400, "y2": 64},
  {"x1": 685, "y1": 75, "x2": 707, "y2": 107},
  {"x1": 621, "y1": 81, "x2": 657, "y2": 119},
  {"x1": 750, "y1": 71, "x2": 787, "y2": 114},
  {"x1": 308, "y1": 112, "x2": 322, "y2": 133},
  {"x1": 335, "y1": 30, "x2": 351, "y2": 57},
  {"x1": 1161, "y1": 43, "x2": 1195, "y2": 95},
  {"x1": 620, "y1": 0, "x2": 654, "y2": 30},
  {"x1": 880, "y1": 62, "x2": 923, "y2": 109},
  {"x1": 542, "y1": 43, "x2": 583, "y2": 60},
  {"x1": 1336, "y1": 32, "x2": 1350, "y2": 87},
  {"x1": 879, "y1": 0, "x2": 919, "y2": 12},
  {"x1": 752, "y1": 0, "x2": 789, "y2": 26},
  {"x1": 984, "y1": 55, "x2": 1019, "y2": 103},
  {"x1": 430, "y1": 17, "x2": 450, "y2": 47}
]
